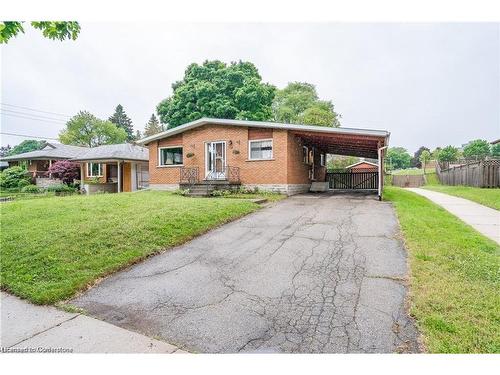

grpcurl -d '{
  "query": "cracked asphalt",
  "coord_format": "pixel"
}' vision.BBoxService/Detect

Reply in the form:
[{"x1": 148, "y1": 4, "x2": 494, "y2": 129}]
[{"x1": 72, "y1": 193, "x2": 421, "y2": 353}]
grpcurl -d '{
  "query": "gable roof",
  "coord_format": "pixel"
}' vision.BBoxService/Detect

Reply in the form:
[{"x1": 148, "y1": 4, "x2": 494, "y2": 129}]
[
  {"x1": 0, "y1": 143, "x2": 88, "y2": 161},
  {"x1": 71, "y1": 143, "x2": 148, "y2": 162},
  {"x1": 137, "y1": 118, "x2": 390, "y2": 145},
  {"x1": 345, "y1": 160, "x2": 379, "y2": 169}
]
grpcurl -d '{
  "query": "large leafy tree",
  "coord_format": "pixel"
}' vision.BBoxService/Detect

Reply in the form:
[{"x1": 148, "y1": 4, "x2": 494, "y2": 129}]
[
  {"x1": 109, "y1": 105, "x2": 134, "y2": 141},
  {"x1": 411, "y1": 146, "x2": 430, "y2": 168},
  {"x1": 387, "y1": 147, "x2": 411, "y2": 170},
  {"x1": 437, "y1": 145, "x2": 459, "y2": 162},
  {"x1": 0, "y1": 21, "x2": 80, "y2": 44},
  {"x1": 7, "y1": 140, "x2": 46, "y2": 156},
  {"x1": 143, "y1": 114, "x2": 164, "y2": 137},
  {"x1": 462, "y1": 139, "x2": 491, "y2": 160},
  {"x1": 272, "y1": 82, "x2": 340, "y2": 127},
  {"x1": 59, "y1": 111, "x2": 127, "y2": 147},
  {"x1": 157, "y1": 60, "x2": 276, "y2": 128},
  {"x1": 492, "y1": 143, "x2": 500, "y2": 157}
]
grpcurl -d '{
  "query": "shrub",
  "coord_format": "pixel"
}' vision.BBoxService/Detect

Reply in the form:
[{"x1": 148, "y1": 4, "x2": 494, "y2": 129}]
[
  {"x1": 46, "y1": 184, "x2": 77, "y2": 193},
  {"x1": 48, "y1": 160, "x2": 80, "y2": 184},
  {"x1": 172, "y1": 188, "x2": 190, "y2": 196},
  {"x1": 21, "y1": 184, "x2": 42, "y2": 193},
  {"x1": 17, "y1": 179, "x2": 31, "y2": 188},
  {"x1": 211, "y1": 189, "x2": 232, "y2": 197},
  {"x1": 0, "y1": 166, "x2": 31, "y2": 189}
]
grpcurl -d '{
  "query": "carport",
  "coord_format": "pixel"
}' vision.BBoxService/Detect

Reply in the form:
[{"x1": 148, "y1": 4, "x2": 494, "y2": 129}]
[{"x1": 290, "y1": 127, "x2": 390, "y2": 200}]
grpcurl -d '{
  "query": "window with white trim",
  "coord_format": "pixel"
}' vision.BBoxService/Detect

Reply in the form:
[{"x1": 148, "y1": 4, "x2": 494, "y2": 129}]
[
  {"x1": 249, "y1": 139, "x2": 273, "y2": 160},
  {"x1": 87, "y1": 163, "x2": 103, "y2": 177},
  {"x1": 159, "y1": 147, "x2": 183, "y2": 166},
  {"x1": 320, "y1": 153, "x2": 325, "y2": 166}
]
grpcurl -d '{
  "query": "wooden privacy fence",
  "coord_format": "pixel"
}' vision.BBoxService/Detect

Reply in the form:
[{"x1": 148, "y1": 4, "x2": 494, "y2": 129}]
[
  {"x1": 391, "y1": 174, "x2": 425, "y2": 188},
  {"x1": 326, "y1": 171, "x2": 378, "y2": 190},
  {"x1": 437, "y1": 159, "x2": 500, "y2": 188}
]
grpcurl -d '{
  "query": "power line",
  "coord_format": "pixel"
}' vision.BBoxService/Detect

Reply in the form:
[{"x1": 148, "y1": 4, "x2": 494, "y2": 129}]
[
  {"x1": 0, "y1": 103, "x2": 71, "y2": 118},
  {"x1": 0, "y1": 132, "x2": 59, "y2": 140},
  {"x1": 0, "y1": 112, "x2": 67, "y2": 124},
  {"x1": 0, "y1": 109, "x2": 69, "y2": 122}
]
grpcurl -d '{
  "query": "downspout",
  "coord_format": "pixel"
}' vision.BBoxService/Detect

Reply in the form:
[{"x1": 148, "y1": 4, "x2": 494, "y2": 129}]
[{"x1": 377, "y1": 145, "x2": 388, "y2": 201}]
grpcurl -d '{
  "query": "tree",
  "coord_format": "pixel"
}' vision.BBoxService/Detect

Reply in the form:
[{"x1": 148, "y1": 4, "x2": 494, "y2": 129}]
[
  {"x1": 143, "y1": 114, "x2": 164, "y2": 137},
  {"x1": 48, "y1": 160, "x2": 80, "y2": 185},
  {"x1": 109, "y1": 105, "x2": 134, "y2": 141},
  {"x1": 272, "y1": 82, "x2": 341, "y2": 127},
  {"x1": 387, "y1": 147, "x2": 411, "y2": 170},
  {"x1": 7, "y1": 140, "x2": 46, "y2": 156},
  {"x1": 134, "y1": 130, "x2": 142, "y2": 141},
  {"x1": 437, "y1": 145, "x2": 459, "y2": 162},
  {"x1": 0, "y1": 145, "x2": 12, "y2": 157},
  {"x1": 327, "y1": 155, "x2": 359, "y2": 170},
  {"x1": 59, "y1": 111, "x2": 128, "y2": 147},
  {"x1": 411, "y1": 146, "x2": 430, "y2": 168},
  {"x1": 492, "y1": 143, "x2": 500, "y2": 157},
  {"x1": 0, "y1": 21, "x2": 80, "y2": 44},
  {"x1": 462, "y1": 139, "x2": 491, "y2": 160},
  {"x1": 419, "y1": 150, "x2": 431, "y2": 174},
  {"x1": 157, "y1": 60, "x2": 276, "y2": 128}
]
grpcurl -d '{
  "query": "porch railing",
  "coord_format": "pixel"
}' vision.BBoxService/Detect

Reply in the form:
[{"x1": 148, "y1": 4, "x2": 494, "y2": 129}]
[
  {"x1": 205, "y1": 166, "x2": 240, "y2": 183},
  {"x1": 180, "y1": 166, "x2": 199, "y2": 185}
]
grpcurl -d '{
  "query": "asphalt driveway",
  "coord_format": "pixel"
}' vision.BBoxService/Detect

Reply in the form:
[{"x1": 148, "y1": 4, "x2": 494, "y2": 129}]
[{"x1": 72, "y1": 193, "x2": 420, "y2": 353}]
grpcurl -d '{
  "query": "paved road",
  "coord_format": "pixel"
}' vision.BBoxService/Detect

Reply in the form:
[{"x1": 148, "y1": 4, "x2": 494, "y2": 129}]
[
  {"x1": 72, "y1": 193, "x2": 420, "y2": 353},
  {"x1": 408, "y1": 188, "x2": 500, "y2": 244}
]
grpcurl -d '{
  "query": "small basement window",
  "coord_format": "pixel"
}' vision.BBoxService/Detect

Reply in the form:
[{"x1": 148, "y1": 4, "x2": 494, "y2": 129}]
[
  {"x1": 87, "y1": 163, "x2": 103, "y2": 177},
  {"x1": 249, "y1": 139, "x2": 273, "y2": 160},
  {"x1": 159, "y1": 147, "x2": 183, "y2": 166}
]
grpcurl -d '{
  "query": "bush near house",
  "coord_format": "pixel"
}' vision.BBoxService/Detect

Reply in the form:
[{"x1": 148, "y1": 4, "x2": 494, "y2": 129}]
[
  {"x1": 47, "y1": 160, "x2": 80, "y2": 184},
  {"x1": 0, "y1": 166, "x2": 31, "y2": 189}
]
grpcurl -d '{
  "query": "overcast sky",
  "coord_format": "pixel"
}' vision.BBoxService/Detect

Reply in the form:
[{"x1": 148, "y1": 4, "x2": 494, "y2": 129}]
[{"x1": 1, "y1": 22, "x2": 498, "y2": 152}]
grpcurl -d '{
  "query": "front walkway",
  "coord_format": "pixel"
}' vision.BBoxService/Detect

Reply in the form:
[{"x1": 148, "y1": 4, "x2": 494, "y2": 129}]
[
  {"x1": 0, "y1": 292, "x2": 186, "y2": 353},
  {"x1": 407, "y1": 188, "x2": 500, "y2": 244}
]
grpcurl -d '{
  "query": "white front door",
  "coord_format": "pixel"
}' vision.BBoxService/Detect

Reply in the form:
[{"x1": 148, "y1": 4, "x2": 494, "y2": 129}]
[{"x1": 206, "y1": 141, "x2": 226, "y2": 179}]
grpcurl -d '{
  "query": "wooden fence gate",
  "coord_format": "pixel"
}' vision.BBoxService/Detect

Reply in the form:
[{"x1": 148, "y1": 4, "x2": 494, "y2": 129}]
[{"x1": 326, "y1": 171, "x2": 378, "y2": 190}]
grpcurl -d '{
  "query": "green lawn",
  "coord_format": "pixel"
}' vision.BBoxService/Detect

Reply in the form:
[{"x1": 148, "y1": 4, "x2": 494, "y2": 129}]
[
  {"x1": 423, "y1": 185, "x2": 500, "y2": 210},
  {"x1": 1, "y1": 191, "x2": 260, "y2": 304},
  {"x1": 384, "y1": 187, "x2": 500, "y2": 353},
  {"x1": 392, "y1": 167, "x2": 435, "y2": 175}
]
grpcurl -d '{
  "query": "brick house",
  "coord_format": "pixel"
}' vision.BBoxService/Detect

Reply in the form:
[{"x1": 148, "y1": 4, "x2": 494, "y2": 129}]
[
  {"x1": 138, "y1": 118, "x2": 390, "y2": 198},
  {"x1": 345, "y1": 160, "x2": 378, "y2": 172}
]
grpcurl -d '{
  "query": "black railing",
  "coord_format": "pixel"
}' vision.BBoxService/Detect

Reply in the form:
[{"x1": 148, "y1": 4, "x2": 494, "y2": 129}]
[
  {"x1": 205, "y1": 166, "x2": 240, "y2": 183},
  {"x1": 180, "y1": 166, "x2": 199, "y2": 185}
]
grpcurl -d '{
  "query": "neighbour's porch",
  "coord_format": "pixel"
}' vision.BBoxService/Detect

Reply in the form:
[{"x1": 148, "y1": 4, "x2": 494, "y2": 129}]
[{"x1": 77, "y1": 160, "x2": 149, "y2": 195}]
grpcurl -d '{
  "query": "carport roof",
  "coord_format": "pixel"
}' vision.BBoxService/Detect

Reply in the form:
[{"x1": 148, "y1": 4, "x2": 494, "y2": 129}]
[{"x1": 137, "y1": 118, "x2": 390, "y2": 159}]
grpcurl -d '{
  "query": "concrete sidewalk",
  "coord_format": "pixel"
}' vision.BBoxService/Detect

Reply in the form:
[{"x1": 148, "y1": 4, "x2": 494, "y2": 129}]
[
  {"x1": 407, "y1": 188, "x2": 500, "y2": 244},
  {"x1": 0, "y1": 292, "x2": 186, "y2": 353}
]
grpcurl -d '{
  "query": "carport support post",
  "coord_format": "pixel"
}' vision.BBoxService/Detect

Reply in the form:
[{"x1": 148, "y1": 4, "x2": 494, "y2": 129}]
[
  {"x1": 117, "y1": 161, "x2": 122, "y2": 193},
  {"x1": 378, "y1": 146, "x2": 388, "y2": 201},
  {"x1": 80, "y1": 163, "x2": 84, "y2": 193}
]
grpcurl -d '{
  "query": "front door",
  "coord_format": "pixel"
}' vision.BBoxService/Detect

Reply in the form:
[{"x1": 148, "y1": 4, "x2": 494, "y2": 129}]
[{"x1": 206, "y1": 141, "x2": 226, "y2": 179}]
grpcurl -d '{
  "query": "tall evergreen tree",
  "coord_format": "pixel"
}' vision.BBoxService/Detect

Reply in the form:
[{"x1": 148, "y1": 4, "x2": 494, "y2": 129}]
[
  {"x1": 109, "y1": 104, "x2": 134, "y2": 141},
  {"x1": 143, "y1": 114, "x2": 164, "y2": 137}
]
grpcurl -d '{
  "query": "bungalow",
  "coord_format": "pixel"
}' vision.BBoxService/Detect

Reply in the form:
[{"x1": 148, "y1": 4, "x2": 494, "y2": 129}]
[
  {"x1": 0, "y1": 142, "x2": 149, "y2": 193},
  {"x1": 0, "y1": 142, "x2": 88, "y2": 179},
  {"x1": 72, "y1": 143, "x2": 149, "y2": 194},
  {"x1": 137, "y1": 118, "x2": 390, "y2": 199}
]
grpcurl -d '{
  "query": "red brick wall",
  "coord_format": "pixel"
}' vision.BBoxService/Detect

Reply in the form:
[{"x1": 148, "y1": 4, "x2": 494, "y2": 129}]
[{"x1": 146, "y1": 123, "x2": 333, "y2": 186}]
